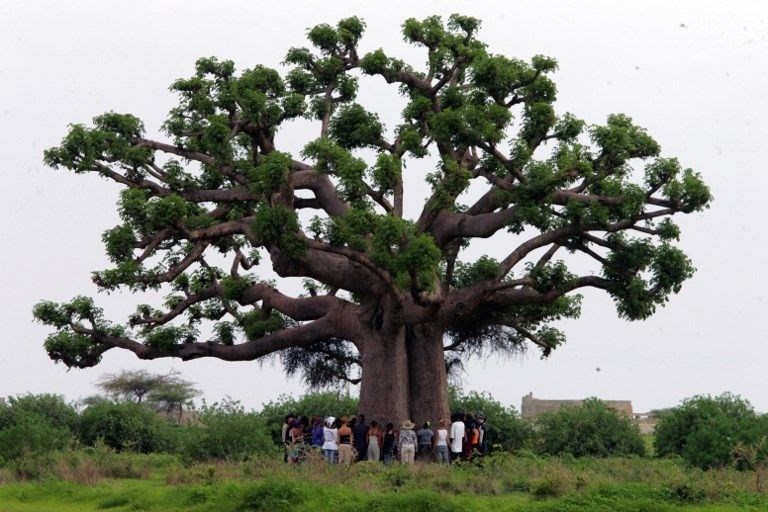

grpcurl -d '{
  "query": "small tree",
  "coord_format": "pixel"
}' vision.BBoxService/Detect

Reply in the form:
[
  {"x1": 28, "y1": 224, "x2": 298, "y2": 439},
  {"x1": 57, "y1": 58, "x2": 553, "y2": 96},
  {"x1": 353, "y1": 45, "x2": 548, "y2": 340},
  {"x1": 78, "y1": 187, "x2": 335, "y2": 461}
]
[
  {"x1": 147, "y1": 379, "x2": 200, "y2": 423},
  {"x1": 534, "y1": 397, "x2": 645, "y2": 457},
  {"x1": 96, "y1": 369, "x2": 170, "y2": 404},
  {"x1": 182, "y1": 398, "x2": 273, "y2": 461},
  {"x1": 95, "y1": 369, "x2": 200, "y2": 420},
  {"x1": 654, "y1": 393, "x2": 767, "y2": 469},
  {"x1": 77, "y1": 401, "x2": 177, "y2": 452}
]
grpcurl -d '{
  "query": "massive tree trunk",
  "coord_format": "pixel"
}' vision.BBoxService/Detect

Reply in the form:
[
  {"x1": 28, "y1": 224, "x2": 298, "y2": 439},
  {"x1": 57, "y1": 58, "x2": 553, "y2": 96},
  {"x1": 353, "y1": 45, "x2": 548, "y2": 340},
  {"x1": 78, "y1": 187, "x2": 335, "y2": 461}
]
[
  {"x1": 406, "y1": 322, "x2": 450, "y2": 426},
  {"x1": 357, "y1": 324, "x2": 410, "y2": 426}
]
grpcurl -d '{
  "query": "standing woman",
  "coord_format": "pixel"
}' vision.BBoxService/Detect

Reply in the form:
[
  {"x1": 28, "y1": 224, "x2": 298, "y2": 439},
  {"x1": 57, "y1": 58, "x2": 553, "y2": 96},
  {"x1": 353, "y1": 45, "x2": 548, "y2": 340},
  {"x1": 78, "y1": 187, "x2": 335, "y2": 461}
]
[
  {"x1": 287, "y1": 419, "x2": 304, "y2": 464},
  {"x1": 337, "y1": 417, "x2": 353, "y2": 465},
  {"x1": 366, "y1": 420, "x2": 383, "y2": 462},
  {"x1": 398, "y1": 420, "x2": 417, "y2": 465},
  {"x1": 311, "y1": 416, "x2": 325, "y2": 449},
  {"x1": 434, "y1": 419, "x2": 450, "y2": 464},
  {"x1": 322, "y1": 416, "x2": 338, "y2": 464},
  {"x1": 382, "y1": 422, "x2": 397, "y2": 465}
]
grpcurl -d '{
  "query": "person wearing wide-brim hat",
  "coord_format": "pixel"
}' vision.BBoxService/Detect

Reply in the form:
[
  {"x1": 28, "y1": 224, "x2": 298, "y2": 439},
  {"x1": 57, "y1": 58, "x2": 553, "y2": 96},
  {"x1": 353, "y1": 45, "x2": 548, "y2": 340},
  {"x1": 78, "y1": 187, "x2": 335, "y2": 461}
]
[{"x1": 398, "y1": 419, "x2": 417, "y2": 464}]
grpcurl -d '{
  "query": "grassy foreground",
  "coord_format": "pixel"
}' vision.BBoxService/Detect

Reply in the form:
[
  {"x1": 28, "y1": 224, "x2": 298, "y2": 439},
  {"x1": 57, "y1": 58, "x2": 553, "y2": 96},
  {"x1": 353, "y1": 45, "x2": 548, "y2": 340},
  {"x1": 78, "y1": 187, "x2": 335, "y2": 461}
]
[{"x1": 0, "y1": 451, "x2": 767, "y2": 511}]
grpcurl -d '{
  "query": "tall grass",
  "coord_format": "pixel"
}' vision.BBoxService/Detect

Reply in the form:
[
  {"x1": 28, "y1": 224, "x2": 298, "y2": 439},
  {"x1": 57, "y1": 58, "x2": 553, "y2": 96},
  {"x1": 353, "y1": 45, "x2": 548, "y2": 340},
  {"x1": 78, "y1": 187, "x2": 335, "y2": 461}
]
[{"x1": 1, "y1": 451, "x2": 767, "y2": 511}]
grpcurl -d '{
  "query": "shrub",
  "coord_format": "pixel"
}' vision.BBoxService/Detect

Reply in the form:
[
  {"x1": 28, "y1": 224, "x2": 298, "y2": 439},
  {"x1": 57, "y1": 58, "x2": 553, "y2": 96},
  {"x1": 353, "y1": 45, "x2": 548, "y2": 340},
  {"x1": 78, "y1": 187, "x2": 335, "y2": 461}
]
[
  {"x1": 530, "y1": 476, "x2": 565, "y2": 499},
  {"x1": 181, "y1": 398, "x2": 274, "y2": 461},
  {"x1": 6, "y1": 452, "x2": 55, "y2": 479},
  {"x1": 534, "y1": 398, "x2": 645, "y2": 457},
  {"x1": 236, "y1": 479, "x2": 312, "y2": 512},
  {"x1": 0, "y1": 411, "x2": 72, "y2": 461},
  {"x1": 256, "y1": 390, "x2": 358, "y2": 445},
  {"x1": 663, "y1": 482, "x2": 707, "y2": 504},
  {"x1": 449, "y1": 388, "x2": 532, "y2": 452},
  {"x1": 0, "y1": 393, "x2": 78, "y2": 431},
  {"x1": 77, "y1": 401, "x2": 177, "y2": 452},
  {"x1": 0, "y1": 394, "x2": 78, "y2": 461},
  {"x1": 654, "y1": 392, "x2": 768, "y2": 469}
]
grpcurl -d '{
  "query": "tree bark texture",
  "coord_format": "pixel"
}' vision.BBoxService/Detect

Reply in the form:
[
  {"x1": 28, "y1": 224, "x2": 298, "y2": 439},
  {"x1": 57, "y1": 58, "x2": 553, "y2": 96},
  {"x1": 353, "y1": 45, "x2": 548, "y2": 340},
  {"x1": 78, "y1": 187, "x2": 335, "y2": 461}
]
[
  {"x1": 357, "y1": 324, "x2": 411, "y2": 426},
  {"x1": 407, "y1": 322, "x2": 450, "y2": 426},
  {"x1": 356, "y1": 320, "x2": 450, "y2": 427}
]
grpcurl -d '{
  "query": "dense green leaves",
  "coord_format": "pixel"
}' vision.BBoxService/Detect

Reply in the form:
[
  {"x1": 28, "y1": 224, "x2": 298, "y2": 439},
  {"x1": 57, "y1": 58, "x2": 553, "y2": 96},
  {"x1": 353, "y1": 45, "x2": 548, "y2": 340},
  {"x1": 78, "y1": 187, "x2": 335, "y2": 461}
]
[
  {"x1": 654, "y1": 393, "x2": 768, "y2": 469},
  {"x1": 591, "y1": 114, "x2": 660, "y2": 164},
  {"x1": 602, "y1": 235, "x2": 695, "y2": 320},
  {"x1": 78, "y1": 401, "x2": 177, "y2": 453},
  {"x1": 252, "y1": 204, "x2": 305, "y2": 258},
  {"x1": 534, "y1": 398, "x2": 646, "y2": 458},
  {"x1": 329, "y1": 103, "x2": 383, "y2": 149},
  {"x1": 44, "y1": 113, "x2": 150, "y2": 173},
  {"x1": 37, "y1": 13, "x2": 710, "y2": 389},
  {"x1": 247, "y1": 151, "x2": 291, "y2": 195},
  {"x1": 452, "y1": 256, "x2": 500, "y2": 288}
]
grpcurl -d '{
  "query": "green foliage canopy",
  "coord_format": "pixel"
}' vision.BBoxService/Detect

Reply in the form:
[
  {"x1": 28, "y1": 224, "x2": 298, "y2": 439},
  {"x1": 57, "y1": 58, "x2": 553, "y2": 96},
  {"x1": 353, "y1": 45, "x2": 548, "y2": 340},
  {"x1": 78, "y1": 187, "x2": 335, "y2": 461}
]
[
  {"x1": 34, "y1": 14, "x2": 710, "y2": 389},
  {"x1": 654, "y1": 393, "x2": 768, "y2": 469},
  {"x1": 533, "y1": 398, "x2": 646, "y2": 458}
]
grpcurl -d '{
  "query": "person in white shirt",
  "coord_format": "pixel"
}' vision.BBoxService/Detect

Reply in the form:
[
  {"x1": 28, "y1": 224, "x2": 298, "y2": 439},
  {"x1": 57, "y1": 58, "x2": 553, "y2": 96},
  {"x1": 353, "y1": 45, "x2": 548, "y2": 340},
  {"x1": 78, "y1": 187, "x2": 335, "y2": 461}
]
[
  {"x1": 449, "y1": 413, "x2": 465, "y2": 463},
  {"x1": 322, "y1": 416, "x2": 339, "y2": 464},
  {"x1": 435, "y1": 419, "x2": 450, "y2": 464}
]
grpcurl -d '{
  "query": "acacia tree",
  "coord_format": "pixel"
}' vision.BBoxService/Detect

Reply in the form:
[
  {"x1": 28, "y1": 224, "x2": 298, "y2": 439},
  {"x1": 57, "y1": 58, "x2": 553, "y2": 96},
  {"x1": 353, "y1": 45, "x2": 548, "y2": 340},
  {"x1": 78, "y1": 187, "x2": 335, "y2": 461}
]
[
  {"x1": 96, "y1": 369, "x2": 170, "y2": 404},
  {"x1": 94, "y1": 369, "x2": 200, "y2": 421},
  {"x1": 33, "y1": 15, "x2": 710, "y2": 425}
]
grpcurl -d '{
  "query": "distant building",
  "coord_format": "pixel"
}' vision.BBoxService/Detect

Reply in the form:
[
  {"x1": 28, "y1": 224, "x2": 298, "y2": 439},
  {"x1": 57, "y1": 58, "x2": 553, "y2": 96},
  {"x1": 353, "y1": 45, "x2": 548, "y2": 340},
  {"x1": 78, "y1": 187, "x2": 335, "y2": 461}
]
[
  {"x1": 521, "y1": 393, "x2": 657, "y2": 433},
  {"x1": 521, "y1": 392, "x2": 633, "y2": 419}
]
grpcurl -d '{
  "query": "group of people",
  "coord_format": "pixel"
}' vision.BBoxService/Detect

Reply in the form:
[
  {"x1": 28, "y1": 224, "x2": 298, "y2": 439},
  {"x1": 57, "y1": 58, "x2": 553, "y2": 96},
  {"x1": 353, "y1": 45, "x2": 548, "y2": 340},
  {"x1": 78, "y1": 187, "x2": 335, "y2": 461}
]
[{"x1": 281, "y1": 412, "x2": 488, "y2": 465}]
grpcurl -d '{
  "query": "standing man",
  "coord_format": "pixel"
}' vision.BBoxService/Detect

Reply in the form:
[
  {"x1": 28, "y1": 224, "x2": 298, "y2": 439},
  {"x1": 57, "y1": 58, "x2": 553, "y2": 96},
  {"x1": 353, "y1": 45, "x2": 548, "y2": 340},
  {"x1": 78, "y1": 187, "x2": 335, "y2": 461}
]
[
  {"x1": 416, "y1": 422, "x2": 434, "y2": 461},
  {"x1": 449, "y1": 412, "x2": 465, "y2": 463},
  {"x1": 353, "y1": 414, "x2": 369, "y2": 461}
]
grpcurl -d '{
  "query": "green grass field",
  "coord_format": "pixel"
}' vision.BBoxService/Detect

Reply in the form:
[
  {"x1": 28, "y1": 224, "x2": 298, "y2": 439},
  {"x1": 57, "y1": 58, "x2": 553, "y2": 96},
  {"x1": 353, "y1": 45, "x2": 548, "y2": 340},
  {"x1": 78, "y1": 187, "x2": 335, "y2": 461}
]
[{"x1": 0, "y1": 451, "x2": 766, "y2": 511}]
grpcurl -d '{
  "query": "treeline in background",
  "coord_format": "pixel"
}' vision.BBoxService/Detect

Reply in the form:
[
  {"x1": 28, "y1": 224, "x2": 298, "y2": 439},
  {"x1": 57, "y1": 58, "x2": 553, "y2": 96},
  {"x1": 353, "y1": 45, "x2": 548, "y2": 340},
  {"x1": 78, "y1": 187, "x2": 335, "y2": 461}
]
[{"x1": 2, "y1": 369, "x2": 768, "y2": 477}]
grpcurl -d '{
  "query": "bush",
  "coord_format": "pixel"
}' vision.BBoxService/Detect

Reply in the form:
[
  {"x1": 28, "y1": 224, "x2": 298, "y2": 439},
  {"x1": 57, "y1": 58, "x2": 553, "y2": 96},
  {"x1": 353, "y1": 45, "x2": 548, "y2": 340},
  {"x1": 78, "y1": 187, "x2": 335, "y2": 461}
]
[
  {"x1": 0, "y1": 412, "x2": 71, "y2": 461},
  {"x1": 181, "y1": 398, "x2": 274, "y2": 461},
  {"x1": 654, "y1": 392, "x2": 768, "y2": 469},
  {"x1": 449, "y1": 388, "x2": 532, "y2": 452},
  {"x1": 77, "y1": 401, "x2": 177, "y2": 453},
  {"x1": 530, "y1": 475, "x2": 566, "y2": 499},
  {"x1": 0, "y1": 394, "x2": 78, "y2": 461},
  {"x1": 256, "y1": 390, "x2": 358, "y2": 445},
  {"x1": 236, "y1": 479, "x2": 312, "y2": 512},
  {"x1": 534, "y1": 398, "x2": 645, "y2": 457},
  {"x1": 0, "y1": 393, "x2": 78, "y2": 431}
]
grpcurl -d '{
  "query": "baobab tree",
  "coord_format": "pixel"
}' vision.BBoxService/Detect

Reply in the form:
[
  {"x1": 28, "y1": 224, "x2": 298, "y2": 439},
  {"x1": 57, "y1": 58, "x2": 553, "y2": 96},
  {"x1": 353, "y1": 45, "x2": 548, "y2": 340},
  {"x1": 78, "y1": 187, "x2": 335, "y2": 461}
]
[{"x1": 33, "y1": 15, "x2": 711, "y2": 425}]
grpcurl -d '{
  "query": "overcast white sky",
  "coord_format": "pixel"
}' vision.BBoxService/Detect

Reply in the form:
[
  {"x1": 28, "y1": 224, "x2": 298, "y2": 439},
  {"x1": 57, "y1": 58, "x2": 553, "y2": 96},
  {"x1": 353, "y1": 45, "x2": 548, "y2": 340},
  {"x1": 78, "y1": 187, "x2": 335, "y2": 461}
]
[{"x1": 1, "y1": 0, "x2": 766, "y2": 414}]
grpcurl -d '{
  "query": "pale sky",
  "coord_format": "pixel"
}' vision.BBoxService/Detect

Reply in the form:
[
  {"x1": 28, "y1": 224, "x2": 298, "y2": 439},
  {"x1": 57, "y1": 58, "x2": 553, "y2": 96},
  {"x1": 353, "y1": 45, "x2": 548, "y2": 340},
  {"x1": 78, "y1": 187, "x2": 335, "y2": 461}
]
[{"x1": 1, "y1": 0, "x2": 766, "y2": 414}]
